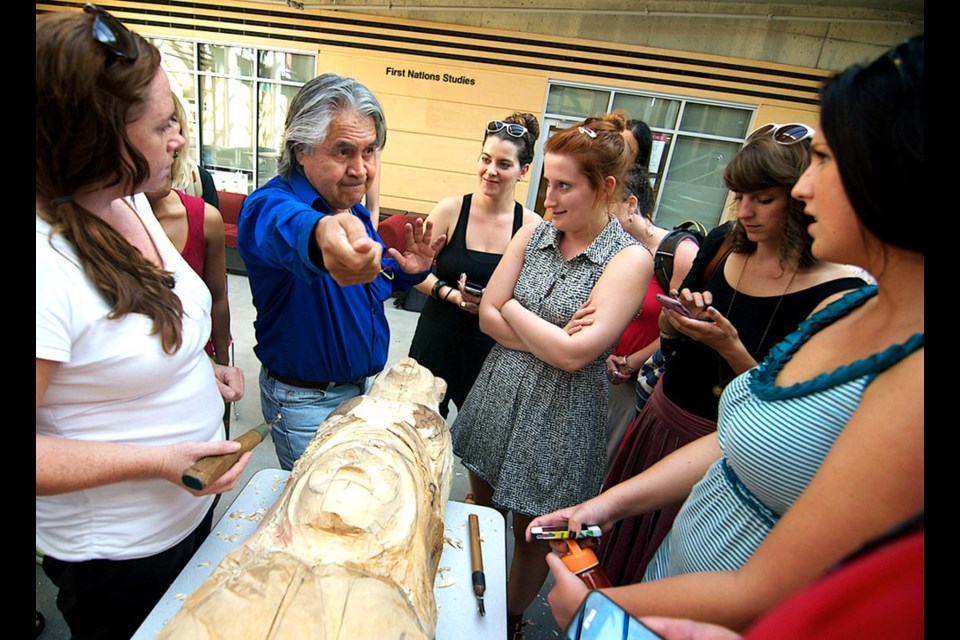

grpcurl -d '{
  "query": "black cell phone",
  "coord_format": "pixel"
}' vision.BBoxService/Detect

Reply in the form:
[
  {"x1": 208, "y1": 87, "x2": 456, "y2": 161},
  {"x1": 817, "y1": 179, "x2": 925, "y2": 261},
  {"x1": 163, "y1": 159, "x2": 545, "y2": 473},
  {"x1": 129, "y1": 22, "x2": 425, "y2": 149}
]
[
  {"x1": 566, "y1": 590, "x2": 663, "y2": 640},
  {"x1": 463, "y1": 282, "x2": 484, "y2": 297}
]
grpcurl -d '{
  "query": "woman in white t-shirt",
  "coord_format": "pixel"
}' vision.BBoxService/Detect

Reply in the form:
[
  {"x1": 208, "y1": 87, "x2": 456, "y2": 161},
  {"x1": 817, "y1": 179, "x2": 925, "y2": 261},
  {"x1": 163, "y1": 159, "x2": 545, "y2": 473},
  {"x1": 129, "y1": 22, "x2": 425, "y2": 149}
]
[{"x1": 36, "y1": 8, "x2": 251, "y2": 638}]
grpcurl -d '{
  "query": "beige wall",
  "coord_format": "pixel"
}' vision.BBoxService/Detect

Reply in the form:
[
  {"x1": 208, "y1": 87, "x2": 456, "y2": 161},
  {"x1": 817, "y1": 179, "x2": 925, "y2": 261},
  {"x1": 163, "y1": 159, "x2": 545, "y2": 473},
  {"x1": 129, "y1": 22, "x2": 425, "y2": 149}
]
[{"x1": 320, "y1": 49, "x2": 547, "y2": 214}]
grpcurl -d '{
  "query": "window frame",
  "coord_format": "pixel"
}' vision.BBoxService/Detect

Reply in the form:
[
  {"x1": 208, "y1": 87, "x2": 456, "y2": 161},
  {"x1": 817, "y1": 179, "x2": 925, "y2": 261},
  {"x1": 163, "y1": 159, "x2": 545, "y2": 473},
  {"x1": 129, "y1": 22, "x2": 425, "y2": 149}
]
[
  {"x1": 531, "y1": 80, "x2": 757, "y2": 229},
  {"x1": 149, "y1": 35, "x2": 316, "y2": 195}
]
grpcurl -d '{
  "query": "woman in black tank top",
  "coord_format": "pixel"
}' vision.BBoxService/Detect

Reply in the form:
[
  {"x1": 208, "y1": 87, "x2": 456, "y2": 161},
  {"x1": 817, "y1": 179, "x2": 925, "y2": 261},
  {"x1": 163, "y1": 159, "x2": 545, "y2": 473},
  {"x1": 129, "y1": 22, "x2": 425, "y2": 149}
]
[{"x1": 408, "y1": 113, "x2": 542, "y2": 420}]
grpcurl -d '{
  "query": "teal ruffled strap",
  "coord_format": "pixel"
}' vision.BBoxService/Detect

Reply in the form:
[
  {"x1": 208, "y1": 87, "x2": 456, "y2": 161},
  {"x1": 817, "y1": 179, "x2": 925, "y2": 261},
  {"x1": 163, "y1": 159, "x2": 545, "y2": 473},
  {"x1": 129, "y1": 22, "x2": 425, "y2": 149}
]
[{"x1": 746, "y1": 286, "x2": 923, "y2": 399}]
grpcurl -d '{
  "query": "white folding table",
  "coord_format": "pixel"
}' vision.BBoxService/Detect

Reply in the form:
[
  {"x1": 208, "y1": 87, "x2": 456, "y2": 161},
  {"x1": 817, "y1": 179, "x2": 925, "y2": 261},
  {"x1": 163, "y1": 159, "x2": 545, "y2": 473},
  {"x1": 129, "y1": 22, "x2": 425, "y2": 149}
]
[{"x1": 133, "y1": 468, "x2": 506, "y2": 639}]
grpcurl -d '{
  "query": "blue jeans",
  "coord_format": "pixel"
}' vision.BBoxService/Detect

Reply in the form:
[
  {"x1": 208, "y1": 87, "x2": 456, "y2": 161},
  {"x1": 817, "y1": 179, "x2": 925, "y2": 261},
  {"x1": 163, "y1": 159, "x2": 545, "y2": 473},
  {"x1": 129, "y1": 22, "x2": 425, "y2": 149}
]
[{"x1": 259, "y1": 367, "x2": 367, "y2": 471}]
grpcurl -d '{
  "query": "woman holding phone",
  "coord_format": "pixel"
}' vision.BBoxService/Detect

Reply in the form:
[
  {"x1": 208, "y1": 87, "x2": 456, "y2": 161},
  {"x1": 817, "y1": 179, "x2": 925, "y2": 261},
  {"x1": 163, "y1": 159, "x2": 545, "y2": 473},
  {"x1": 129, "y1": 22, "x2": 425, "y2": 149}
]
[
  {"x1": 597, "y1": 130, "x2": 866, "y2": 587},
  {"x1": 452, "y1": 112, "x2": 652, "y2": 637},
  {"x1": 602, "y1": 165, "x2": 698, "y2": 471},
  {"x1": 408, "y1": 113, "x2": 541, "y2": 421},
  {"x1": 530, "y1": 35, "x2": 924, "y2": 632}
]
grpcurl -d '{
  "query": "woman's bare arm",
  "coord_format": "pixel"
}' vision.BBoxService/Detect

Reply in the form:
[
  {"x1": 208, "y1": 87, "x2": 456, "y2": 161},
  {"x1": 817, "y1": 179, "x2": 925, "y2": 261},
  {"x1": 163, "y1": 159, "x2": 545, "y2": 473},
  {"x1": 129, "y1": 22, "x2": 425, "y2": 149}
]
[
  {"x1": 527, "y1": 432, "x2": 722, "y2": 541},
  {"x1": 413, "y1": 197, "x2": 458, "y2": 297},
  {"x1": 202, "y1": 204, "x2": 231, "y2": 363},
  {"x1": 500, "y1": 244, "x2": 652, "y2": 372},
  {"x1": 595, "y1": 349, "x2": 924, "y2": 630},
  {"x1": 37, "y1": 358, "x2": 249, "y2": 497},
  {"x1": 478, "y1": 222, "x2": 539, "y2": 351}
]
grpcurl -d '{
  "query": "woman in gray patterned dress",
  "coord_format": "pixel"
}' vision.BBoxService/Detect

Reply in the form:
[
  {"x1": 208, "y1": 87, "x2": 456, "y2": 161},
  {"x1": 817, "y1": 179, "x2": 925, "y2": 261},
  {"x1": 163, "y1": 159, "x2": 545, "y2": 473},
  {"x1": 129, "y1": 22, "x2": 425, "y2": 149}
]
[{"x1": 451, "y1": 113, "x2": 653, "y2": 636}]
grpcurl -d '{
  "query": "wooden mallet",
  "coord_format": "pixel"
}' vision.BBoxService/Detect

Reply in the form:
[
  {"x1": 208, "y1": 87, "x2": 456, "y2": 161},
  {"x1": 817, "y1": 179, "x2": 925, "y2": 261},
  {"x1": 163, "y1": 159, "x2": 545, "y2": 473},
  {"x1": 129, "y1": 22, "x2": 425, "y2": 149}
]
[{"x1": 181, "y1": 423, "x2": 272, "y2": 491}]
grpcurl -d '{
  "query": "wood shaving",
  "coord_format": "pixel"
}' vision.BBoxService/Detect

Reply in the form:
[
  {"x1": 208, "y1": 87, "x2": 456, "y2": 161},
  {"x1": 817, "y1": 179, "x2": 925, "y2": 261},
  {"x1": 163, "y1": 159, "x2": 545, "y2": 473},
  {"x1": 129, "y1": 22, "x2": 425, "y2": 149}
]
[
  {"x1": 436, "y1": 577, "x2": 457, "y2": 588},
  {"x1": 444, "y1": 536, "x2": 463, "y2": 549},
  {"x1": 174, "y1": 593, "x2": 187, "y2": 601}
]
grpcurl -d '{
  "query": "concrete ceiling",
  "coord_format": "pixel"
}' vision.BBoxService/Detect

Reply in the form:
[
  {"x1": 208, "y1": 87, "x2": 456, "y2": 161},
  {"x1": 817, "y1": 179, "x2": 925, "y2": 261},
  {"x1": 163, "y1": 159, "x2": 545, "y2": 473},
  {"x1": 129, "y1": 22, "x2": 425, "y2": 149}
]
[
  {"x1": 263, "y1": 1, "x2": 924, "y2": 24},
  {"x1": 252, "y1": 0, "x2": 923, "y2": 70}
]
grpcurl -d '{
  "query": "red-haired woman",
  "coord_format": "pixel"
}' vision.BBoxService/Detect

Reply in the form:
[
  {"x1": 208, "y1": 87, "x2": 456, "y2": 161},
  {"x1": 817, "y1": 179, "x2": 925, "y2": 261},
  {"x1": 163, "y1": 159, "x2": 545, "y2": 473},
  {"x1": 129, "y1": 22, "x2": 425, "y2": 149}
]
[{"x1": 451, "y1": 112, "x2": 653, "y2": 636}]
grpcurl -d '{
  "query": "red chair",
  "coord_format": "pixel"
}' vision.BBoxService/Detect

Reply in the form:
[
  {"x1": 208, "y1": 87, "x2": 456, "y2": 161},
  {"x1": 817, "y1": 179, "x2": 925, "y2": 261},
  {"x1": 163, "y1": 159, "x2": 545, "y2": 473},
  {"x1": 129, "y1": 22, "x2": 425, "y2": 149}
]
[
  {"x1": 377, "y1": 213, "x2": 422, "y2": 254},
  {"x1": 378, "y1": 214, "x2": 429, "y2": 312},
  {"x1": 217, "y1": 190, "x2": 247, "y2": 275},
  {"x1": 216, "y1": 191, "x2": 247, "y2": 249}
]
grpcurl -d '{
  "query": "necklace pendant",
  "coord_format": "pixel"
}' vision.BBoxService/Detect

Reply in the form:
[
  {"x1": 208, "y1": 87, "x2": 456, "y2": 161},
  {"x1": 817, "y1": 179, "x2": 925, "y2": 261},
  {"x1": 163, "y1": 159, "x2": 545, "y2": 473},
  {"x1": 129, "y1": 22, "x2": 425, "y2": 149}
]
[{"x1": 712, "y1": 385, "x2": 724, "y2": 398}]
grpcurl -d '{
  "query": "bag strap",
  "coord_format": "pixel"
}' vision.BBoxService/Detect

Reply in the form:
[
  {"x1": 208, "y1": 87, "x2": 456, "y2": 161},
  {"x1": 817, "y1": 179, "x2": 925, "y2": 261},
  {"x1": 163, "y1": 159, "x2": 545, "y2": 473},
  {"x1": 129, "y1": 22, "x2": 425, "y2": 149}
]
[
  {"x1": 653, "y1": 229, "x2": 695, "y2": 292},
  {"x1": 701, "y1": 231, "x2": 734, "y2": 289},
  {"x1": 653, "y1": 219, "x2": 708, "y2": 292}
]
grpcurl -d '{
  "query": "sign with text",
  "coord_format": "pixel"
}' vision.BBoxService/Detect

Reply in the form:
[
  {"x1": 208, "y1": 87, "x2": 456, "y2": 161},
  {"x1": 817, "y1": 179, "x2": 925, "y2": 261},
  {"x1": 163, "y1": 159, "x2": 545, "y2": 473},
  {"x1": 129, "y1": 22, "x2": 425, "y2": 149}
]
[{"x1": 385, "y1": 66, "x2": 476, "y2": 86}]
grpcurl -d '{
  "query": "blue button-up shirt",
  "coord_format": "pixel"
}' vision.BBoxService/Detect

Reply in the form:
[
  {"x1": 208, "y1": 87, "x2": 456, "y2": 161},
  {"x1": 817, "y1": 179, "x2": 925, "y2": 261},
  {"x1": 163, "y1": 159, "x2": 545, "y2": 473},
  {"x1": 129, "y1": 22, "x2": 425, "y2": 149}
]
[{"x1": 237, "y1": 171, "x2": 427, "y2": 382}]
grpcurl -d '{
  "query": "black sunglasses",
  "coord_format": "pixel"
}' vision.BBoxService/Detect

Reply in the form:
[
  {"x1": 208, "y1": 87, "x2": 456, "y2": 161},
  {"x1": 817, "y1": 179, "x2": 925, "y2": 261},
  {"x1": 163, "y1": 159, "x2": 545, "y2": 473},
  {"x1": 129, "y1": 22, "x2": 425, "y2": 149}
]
[{"x1": 84, "y1": 3, "x2": 138, "y2": 62}]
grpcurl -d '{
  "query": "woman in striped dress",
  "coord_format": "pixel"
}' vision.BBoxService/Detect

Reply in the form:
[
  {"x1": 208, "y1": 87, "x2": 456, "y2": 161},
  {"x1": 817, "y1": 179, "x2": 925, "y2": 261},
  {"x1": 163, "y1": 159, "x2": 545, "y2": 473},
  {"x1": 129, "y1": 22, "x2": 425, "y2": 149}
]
[{"x1": 527, "y1": 35, "x2": 924, "y2": 632}]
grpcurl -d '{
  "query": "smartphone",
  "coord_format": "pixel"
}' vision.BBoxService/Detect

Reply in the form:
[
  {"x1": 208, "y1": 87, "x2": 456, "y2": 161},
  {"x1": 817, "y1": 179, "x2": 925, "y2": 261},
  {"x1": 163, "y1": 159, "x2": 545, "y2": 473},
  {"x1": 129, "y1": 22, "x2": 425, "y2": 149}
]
[
  {"x1": 463, "y1": 282, "x2": 484, "y2": 297},
  {"x1": 566, "y1": 590, "x2": 663, "y2": 640},
  {"x1": 655, "y1": 293, "x2": 693, "y2": 318},
  {"x1": 530, "y1": 524, "x2": 602, "y2": 540}
]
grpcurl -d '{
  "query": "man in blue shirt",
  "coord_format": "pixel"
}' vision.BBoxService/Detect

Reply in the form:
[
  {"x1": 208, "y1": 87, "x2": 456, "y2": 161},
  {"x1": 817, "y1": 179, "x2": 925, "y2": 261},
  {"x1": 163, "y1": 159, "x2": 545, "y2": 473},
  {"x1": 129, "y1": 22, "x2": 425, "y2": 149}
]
[{"x1": 238, "y1": 73, "x2": 444, "y2": 470}]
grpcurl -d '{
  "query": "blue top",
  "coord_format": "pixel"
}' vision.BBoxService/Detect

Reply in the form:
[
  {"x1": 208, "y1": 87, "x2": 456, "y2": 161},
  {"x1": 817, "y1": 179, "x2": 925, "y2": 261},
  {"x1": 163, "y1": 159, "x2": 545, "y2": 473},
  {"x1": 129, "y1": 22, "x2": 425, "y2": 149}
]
[
  {"x1": 237, "y1": 171, "x2": 428, "y2": 382},
  {"x1": 645, "y1": 285, "x2": 923, "y2": 580}
]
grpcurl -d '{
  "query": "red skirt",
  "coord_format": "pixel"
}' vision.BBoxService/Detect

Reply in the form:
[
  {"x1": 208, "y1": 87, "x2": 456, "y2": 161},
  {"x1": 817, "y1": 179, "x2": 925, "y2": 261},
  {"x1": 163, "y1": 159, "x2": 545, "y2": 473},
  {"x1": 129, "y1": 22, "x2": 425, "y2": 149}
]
[{"x1": 598, "y1": 382, "x2": 717, "y2": 585}]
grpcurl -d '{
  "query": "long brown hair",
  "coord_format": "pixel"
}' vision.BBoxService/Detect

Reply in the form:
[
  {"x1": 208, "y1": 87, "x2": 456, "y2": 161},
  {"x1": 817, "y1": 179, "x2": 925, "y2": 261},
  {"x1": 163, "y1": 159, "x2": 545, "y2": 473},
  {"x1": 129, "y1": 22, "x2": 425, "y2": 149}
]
[
  {"x1": 36, "y1": 11, "x2": 184, "y2": 353},
  {"x1": 723, "y1": 135, "x2": 816, "y2": 269}
]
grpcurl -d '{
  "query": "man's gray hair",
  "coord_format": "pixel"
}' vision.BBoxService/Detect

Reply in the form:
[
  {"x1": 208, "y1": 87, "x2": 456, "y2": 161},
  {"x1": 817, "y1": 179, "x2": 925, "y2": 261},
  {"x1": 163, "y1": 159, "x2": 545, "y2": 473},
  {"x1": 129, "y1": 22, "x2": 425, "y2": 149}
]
[{"x1": 277, "y1": 73, "x2": 386, "y2": 179}]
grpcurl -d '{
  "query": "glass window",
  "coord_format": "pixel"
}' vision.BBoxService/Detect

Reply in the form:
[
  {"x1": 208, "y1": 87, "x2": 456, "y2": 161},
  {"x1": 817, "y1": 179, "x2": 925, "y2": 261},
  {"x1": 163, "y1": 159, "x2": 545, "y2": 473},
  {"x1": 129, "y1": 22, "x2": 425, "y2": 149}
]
[
  {"x1": 200, "y1": 76, "x2": 255, "y2": 191},
  {"x1": 153, "y1": 39, "x2": 195, "y2": 74},
  {"x1": 169, "y1": 72, "x2": 198, "y2": 162},
  {"x1": 680, "y1": 103, "x2": 752, "y2": 138},
  {"x1": 611, "y1": 94, "x2": 679, "y2": 130},
  {"x1": 545, "y1": 85, "x2": 610, "y2": 118},
  {"x1": 167, "y1": 72, "x2": 196, "y2": 109},
  {"x1": 535, "y1": 82, "x2": 754, "y2": 224},
  {"x1": 153, "y1": 37, "x2": 314, "y2": 193},
  {"x1": 654, "y1": 136, "x2": 742, "y2": 230},
  {"x1": 258, "y1": 51, "x2": 315, "y2": 83},
  {"x1": 199, "y1": 44, "x2": 255, "y2": 76},
  {"x1": 258, "y1": 83, "x2": 302, "y2": 184}
]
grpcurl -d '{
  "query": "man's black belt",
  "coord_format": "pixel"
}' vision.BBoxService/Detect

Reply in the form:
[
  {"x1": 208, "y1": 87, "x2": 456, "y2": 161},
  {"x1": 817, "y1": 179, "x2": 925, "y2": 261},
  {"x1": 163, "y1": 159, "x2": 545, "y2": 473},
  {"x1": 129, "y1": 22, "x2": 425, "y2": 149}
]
[{"x1": 265, "y1": 367, "x2": 332, "y2": 390}]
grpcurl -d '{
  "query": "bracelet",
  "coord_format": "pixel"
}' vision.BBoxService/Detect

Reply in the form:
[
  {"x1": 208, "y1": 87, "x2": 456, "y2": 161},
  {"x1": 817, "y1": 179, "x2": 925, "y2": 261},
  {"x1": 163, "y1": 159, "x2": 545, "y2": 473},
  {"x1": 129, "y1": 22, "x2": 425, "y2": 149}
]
[
  {"x1": 431, "y1": 279, "x2": 447, "y2": 299},
  {"x1": 442, "y1": 287, "x2": 455, "y2": 301}
]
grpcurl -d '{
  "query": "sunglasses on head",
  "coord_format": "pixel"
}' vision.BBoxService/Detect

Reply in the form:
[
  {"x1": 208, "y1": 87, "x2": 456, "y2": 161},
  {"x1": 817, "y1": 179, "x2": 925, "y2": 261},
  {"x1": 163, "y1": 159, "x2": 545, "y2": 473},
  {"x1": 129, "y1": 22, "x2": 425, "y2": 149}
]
[
  {"x1": 746, "y1": 123, "x2": 815, "y2": 145},
  {"x1": 486, "y1": 120, "x2": 528, "y2": 138},
  {"x1": 84, "y1": 3, "x2": 138, "y2": 62}
]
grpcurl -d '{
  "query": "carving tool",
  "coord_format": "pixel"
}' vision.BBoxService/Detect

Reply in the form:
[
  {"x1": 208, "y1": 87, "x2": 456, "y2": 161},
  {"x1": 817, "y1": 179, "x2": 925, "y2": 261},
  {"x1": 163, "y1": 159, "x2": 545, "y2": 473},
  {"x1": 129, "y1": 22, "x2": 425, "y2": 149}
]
[
  {"x1": 181, "y1": 422, "x2": 272, "y2": 490},
  {"x1": 468, "y1": 513, "x2": 486, "y2": 616}
]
